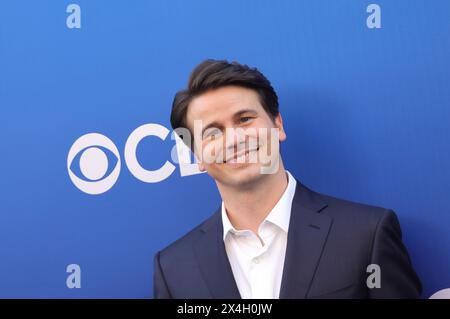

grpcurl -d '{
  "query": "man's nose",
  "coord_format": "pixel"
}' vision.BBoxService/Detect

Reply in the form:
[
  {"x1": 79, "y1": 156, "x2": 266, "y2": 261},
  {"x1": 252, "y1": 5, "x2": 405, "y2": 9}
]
[{"x1": 223, "y1": 127, "x2": 248, "y2": 152}]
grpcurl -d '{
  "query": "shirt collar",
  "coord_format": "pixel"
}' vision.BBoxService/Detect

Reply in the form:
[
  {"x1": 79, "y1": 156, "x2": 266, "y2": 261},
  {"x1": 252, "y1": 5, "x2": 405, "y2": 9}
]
[{"x1": 221, "y1": 170, "x2": 297, "y2": 240}]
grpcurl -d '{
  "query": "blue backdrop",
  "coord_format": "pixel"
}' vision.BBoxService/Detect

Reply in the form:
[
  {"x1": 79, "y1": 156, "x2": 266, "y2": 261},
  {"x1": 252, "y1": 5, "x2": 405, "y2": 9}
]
[{"x1": 0, "y1": 0, "x2": 449, "y2": 298}]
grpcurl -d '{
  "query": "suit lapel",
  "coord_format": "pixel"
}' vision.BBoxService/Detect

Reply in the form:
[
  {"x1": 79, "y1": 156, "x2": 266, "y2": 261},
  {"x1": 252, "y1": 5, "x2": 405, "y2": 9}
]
[
  {"x1": 279, "y1": 180, "x2": 333, "y2": 298},
  {"x1": 193, "y1": 207, "x2": 241, "y2": 299},
  {"x1": 193, "y1": 178, "x2": 332, "y2": 299}
]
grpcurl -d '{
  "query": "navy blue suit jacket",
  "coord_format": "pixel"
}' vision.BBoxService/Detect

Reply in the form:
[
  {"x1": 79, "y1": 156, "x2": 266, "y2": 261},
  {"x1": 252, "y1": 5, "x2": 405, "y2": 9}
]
[{"x1": 153, "y1": 179, "x2": 422, "y2": 298}]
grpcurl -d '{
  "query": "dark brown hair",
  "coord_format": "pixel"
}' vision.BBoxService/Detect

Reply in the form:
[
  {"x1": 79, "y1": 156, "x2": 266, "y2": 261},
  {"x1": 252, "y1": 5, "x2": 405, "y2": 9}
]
[{"x1": 170, "y1": 59, "x2": 279, "y2": 140}]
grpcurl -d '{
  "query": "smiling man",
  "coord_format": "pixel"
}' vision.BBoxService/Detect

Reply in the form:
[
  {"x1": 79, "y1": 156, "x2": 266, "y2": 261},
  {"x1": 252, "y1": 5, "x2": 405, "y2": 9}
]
[{"x1": 153, "y1": 59, "x2": 422, "y2": 299}]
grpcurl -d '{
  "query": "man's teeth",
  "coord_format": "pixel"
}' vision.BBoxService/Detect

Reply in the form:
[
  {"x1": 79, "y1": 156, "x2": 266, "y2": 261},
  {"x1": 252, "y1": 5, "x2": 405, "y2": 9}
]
[{"x1": 224, "y1": 147, "x2": 259, "y2": 164}]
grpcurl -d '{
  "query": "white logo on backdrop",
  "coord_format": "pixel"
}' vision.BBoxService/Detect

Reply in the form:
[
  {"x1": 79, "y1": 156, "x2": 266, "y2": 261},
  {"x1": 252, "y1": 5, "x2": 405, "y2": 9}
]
[
  {"x1": 429, "y1": 288, "x2": 450, "y2": 299},
  {"x1": 67, "y1": 124, "x2": 203, "y2": 195},
  {"x1": 67, "y1": 133, "x2": 121, "y2": 195}
]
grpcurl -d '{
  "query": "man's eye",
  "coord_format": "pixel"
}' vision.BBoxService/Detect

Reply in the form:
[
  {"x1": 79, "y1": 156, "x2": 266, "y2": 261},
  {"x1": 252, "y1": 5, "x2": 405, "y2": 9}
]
[
  {"x1": 240, "y1": 117, "x2": 252, "y2": 123},
  {"x1": 204, "y1": 128, "x2": 221, "y2": 139}
]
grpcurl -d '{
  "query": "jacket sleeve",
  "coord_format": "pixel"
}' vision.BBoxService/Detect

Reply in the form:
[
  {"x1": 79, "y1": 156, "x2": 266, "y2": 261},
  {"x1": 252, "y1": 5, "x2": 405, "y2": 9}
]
[
  {"x1": 368, "y1": 210, "x2": 422, "y2": 298},
  {"x1": 153, "y1": 250, "x2": 173, "y2": 299}
]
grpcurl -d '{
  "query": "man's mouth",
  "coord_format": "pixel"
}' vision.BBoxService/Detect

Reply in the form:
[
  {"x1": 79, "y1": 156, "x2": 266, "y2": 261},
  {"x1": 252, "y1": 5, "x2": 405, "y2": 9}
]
[{"x1": 223, "y1": 146, "x2": 260, "y2": 164}]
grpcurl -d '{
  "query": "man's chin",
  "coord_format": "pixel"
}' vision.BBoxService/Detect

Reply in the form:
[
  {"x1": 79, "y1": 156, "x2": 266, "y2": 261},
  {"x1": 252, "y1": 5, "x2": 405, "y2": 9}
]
[{"x1": 213, "y1": 164, "x2": 266, "y2": 188}]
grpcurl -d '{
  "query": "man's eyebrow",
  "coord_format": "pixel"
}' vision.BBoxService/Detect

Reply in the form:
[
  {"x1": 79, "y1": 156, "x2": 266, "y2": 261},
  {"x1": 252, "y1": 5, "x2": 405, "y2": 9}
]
[
  {"x1": 202, "y1": 121, "x2": 223, "y2": 136},
  {"x1": 201, "y1": 109, "x2": 258, "y2": 136},
  {"x1": 232, "y1": 109, "x2": 258, "y2": 120}
]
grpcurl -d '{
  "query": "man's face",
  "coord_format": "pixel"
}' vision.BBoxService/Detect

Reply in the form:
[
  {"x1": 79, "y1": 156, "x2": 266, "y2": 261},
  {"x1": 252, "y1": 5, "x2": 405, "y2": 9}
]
[{"x1": 185, "y1": 85, "x2": 286, "y2": 188}]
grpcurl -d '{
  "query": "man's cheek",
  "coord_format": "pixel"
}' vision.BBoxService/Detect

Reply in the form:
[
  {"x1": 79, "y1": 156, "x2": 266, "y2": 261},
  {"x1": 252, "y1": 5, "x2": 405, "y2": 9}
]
[
  {"x1": 202, "y1": 142, "x2": 223, "y2": 165},
  {"x1": 258, "y1": 128, "x2": 280, "y2": 174}
]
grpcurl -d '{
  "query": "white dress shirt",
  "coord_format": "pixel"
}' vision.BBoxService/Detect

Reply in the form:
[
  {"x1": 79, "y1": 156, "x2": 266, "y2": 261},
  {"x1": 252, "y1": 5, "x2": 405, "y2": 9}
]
[{"x1": 221, "y1": 170, "x2": 297, "y2": 299}]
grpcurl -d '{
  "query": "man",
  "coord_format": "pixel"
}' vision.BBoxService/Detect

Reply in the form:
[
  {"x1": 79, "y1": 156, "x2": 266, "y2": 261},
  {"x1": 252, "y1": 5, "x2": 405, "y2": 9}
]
[{"x1": 153, "y1": 59, "x2": 422, "y2": 299}]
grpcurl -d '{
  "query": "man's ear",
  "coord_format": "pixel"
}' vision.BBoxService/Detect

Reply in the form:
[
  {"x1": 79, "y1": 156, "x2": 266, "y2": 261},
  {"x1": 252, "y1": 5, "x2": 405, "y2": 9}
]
[{"x1": 274, "y1": 112, "x2": 287, "y2": 142}]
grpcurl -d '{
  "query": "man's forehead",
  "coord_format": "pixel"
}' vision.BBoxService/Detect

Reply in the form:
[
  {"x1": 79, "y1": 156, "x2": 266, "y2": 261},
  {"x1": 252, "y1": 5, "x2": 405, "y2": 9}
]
[{"x1": 187, "y1": 87, "x2": 260, "y2": 124}]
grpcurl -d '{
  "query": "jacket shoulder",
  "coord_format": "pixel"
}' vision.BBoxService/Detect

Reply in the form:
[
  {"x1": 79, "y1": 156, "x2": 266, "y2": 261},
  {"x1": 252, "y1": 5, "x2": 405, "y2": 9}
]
[
  {"x1": 157, "y1": 209, "x2": 219, "y2": 264},
  {"x1": 317, "y1": 190, "x2": 393, "y2": 227}
]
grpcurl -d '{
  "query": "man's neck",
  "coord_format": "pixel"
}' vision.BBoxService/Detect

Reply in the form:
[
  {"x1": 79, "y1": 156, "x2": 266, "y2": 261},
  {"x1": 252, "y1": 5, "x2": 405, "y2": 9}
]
[{"x1": 217, "y1": 163, "x2": 289, "y2": 234}]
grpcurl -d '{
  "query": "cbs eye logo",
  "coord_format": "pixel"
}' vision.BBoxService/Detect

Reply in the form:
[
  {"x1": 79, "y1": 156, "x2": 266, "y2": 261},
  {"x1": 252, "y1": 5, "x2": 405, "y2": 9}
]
[{"x1": 67, "y1": 133, "x2": 121, "y2": 195}]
